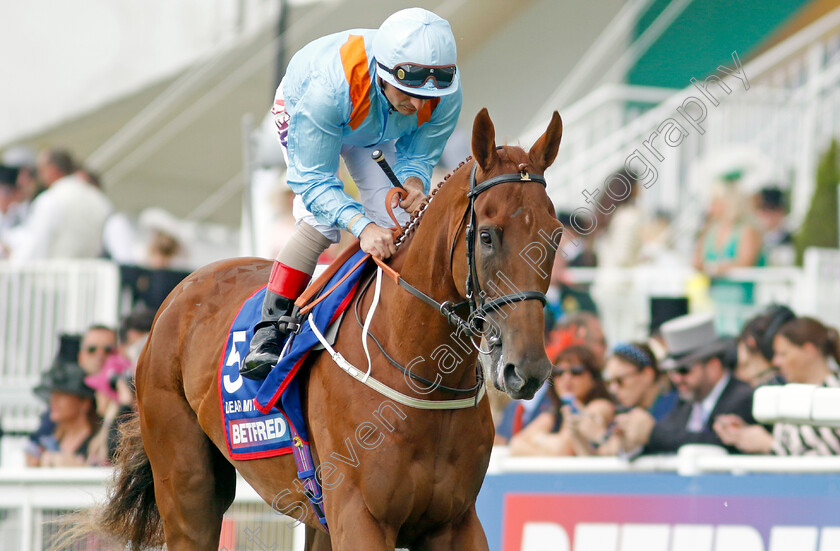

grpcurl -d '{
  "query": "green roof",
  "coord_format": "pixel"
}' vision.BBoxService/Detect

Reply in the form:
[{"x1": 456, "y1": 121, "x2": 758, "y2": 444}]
[{"x1": 628, "y1": 0, "x2": 810, "y2": 89}]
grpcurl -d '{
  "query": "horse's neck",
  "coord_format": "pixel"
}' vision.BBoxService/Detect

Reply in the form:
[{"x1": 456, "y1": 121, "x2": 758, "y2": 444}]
[
  {"x1": 374, "y1": 176, "x2": 479, "y2": 388},
  {"x1": 391, "y1": 173, "x2": 466, "y2": 310}
]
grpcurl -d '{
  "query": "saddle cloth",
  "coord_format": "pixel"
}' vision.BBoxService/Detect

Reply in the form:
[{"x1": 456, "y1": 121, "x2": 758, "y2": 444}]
[{"x1": 219, "y1": 249, "x2": 370, "y2": 460}]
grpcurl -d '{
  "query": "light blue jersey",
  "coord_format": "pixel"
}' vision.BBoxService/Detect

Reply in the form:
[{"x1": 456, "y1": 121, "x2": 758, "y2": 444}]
[{"x1": 272, "y1": 29, "x2": 462, "y2": 238}]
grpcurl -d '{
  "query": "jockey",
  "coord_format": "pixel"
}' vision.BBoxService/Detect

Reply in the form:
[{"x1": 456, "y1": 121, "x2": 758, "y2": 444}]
[{"x1": 241, "y1": 8, "x2": 463, "y2": 379}]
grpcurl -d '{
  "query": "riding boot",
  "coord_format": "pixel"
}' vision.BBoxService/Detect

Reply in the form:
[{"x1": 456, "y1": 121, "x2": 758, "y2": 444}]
[{"x1": 240, "y1": 262, "x2": 311, "y2": 380}]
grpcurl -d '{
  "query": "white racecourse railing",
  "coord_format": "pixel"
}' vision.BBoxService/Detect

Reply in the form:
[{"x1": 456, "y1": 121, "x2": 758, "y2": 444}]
[
  {"x1": 0, "y1": 469, "x2": 305, "y2": 551},
  {"x1": 530, "y1": 4, "x2": 840, "y2": 242},
  {"x1": 1, "y1": 453, "x2": 838, "y2": 551},
  {"x1": 565, "y1": 247, "x2": 840, "y2": 344},
  {"x1": 0, "y1": 260, "x2": 120, "y2": 433}
]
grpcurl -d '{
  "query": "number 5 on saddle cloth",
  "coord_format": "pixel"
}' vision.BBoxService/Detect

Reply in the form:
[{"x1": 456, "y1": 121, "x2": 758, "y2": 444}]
[{"x1": 218, "y1": 247, "x2": 370, "y2": 530}]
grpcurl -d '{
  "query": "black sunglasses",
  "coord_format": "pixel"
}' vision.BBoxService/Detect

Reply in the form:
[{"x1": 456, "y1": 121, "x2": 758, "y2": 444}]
[
  {"x1": 377, "y1": 62, "x2": 456, "y2": 89},
  {"x1": 671, "y1": 365, "x2": 693, "y2": 376},
  {"x1": 85, "y1": 345, "x2": 114, "y2": 354},
  {"x1": 552, "y1": 365, "x2": 586, "y2": 377},
  {"x1": 608, "y1": 371, "x2": 640, "y2": 388}
]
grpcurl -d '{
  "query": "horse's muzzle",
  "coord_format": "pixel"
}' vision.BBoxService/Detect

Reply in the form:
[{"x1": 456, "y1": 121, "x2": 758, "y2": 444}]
[{"x1": 502, "y1": 362, "x2": 546, "y2": 400}]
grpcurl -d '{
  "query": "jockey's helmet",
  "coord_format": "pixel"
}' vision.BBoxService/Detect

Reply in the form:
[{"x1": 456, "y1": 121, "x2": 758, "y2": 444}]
[{"x1": 373, "y1": 8, "x2": 459, "y2": 98}]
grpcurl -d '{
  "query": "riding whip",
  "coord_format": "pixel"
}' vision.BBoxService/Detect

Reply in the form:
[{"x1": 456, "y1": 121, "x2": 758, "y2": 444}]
[{"x1": 371, "y1": 149, "x2": 404, "y2": 190}]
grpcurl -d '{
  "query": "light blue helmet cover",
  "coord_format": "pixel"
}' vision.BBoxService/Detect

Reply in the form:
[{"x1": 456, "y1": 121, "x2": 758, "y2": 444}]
[{"x1": 373, "y1": 8, "x2": 459, "y2": 98}]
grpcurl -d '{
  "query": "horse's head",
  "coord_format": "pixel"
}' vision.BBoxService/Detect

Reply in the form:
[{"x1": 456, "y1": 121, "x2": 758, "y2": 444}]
[{"x1": 456, "y1": 108, "x2": 563, "y2": 399}]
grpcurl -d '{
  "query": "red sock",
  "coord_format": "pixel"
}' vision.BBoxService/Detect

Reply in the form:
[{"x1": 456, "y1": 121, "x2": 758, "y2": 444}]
[{"x1": 267, "y1": 262, "x2": 310, "y2": 299}]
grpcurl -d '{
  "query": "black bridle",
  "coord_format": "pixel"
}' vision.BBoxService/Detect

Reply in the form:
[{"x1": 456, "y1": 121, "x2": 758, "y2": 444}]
[
  {"x1": 461, "y1": 161, "x2": 549, "y2": 331},
  {"x1": 388, "y1": 157, "x2": 550, "y2": 340},
  {"x1": 355, "y1": 157, "x2": 551, "y2": 395}
]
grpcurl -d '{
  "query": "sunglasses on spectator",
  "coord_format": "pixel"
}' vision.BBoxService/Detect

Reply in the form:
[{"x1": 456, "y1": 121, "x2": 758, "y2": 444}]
[
  {"x1": 552, "y1": 365, "x2": 586, "y2": 377},
  {"x1": 608, "y1": 371, "x2": 640, "y2": 388},
  {"x1": 671, "y1": 365, "x2": 694, "y2": 376},
  {"x1": 85, "y1": 345, "x2": 115, "y2": 354},
  {"x1": 378, "y1": 62, "x2": 456, "y2": 89}
]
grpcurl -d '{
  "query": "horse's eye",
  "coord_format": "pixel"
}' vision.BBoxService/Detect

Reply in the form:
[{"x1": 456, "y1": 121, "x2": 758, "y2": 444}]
[{"x1": 479, "y1": 230, "x2": 492, "y2": 245}]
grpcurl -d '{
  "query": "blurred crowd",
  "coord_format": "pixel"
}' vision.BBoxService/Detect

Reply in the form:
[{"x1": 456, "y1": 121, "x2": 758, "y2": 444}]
[
  {"x1": 553, "y1": 168, "x2": 795, "y2": 275},
  {"x1": 493, "y1": 167, "x2": 838, "y2": 458},
  {"x1": 0, "y1": 145, "x2": 193, "y2": 269},
  {"x1": 493, "y1": 301, "x2": 840, "y2": 458},
  {"x1": 4, "y1": 149, "x2": 838, "y2": 467},
  {"x1": 22, "y1": 307, "x2": 154, "y2": 467}
]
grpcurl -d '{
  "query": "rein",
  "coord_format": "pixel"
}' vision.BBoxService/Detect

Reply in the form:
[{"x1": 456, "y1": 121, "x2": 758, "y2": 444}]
[
  {"x1": 351, "y1": 157, "x2": 550, "y2": 399},
  {"x1": 301, "y1": 154, "x2": 551, "y2": 408}
]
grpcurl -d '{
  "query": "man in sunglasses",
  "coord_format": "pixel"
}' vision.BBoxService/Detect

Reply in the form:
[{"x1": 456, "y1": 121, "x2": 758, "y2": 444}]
[
  {"x1": 78, "y1": 324, "x2": 118, "y2": 376},
  {"x1": 633, "y1": 313, "x2": 756, "y2": 455},
  {"x1": 26, "y1": 325, "x2": 117, "y2": 461},
  {"x1": 241, "y1": 8, "x2": 462, "y2": 380}
]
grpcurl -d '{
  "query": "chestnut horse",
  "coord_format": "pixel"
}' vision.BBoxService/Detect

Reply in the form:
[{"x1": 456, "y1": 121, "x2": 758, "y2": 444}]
[{"x1": 79, "y1": 108, "x2": 563, "y2": 550}]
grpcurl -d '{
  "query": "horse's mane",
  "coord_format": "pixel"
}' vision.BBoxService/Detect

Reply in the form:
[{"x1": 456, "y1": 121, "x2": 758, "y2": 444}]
[
  {"x1": 395, "y1": 146, "x2": 526, "y2": 250},
  {"x1": 395, "y1": 155, "x2": 472, "y2": 249}
]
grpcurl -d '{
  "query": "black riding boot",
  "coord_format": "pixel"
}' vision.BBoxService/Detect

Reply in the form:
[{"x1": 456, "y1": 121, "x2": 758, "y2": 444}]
[{"x1": 240, "y1": 290, "x2": 296, "y2": 380}]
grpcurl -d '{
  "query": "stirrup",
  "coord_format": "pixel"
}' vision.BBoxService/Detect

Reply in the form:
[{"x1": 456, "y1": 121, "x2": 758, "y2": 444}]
[{"x1": 277, "y1": 312, "x2": 302, "y2": 335}]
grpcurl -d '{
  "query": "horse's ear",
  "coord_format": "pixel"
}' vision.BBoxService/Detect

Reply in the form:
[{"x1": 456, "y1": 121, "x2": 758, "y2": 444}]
[
  {"x1": 529, "y1": 111, "x2": 563, "y2": 172},
  {"x1": 472, "y1": 108, "x2": 500, "y2": 172}
]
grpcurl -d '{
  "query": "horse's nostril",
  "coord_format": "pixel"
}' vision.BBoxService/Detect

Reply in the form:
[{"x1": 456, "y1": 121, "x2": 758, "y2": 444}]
[{"x1": 503, "y1": 363, "x2": 524, "y2": 392}]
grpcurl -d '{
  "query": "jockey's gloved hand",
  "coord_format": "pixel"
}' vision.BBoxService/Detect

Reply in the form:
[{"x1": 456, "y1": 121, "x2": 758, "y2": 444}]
[
  {"x1": 399, "y1": 177, "x2": 426, "y2": 214},
  {"x1": 360, "y1": 223, "x2": 397, "y2": 259}
]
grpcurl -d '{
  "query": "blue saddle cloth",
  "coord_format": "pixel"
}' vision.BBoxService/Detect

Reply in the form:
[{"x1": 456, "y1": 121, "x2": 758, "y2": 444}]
[{"x1": 219, "y1": 249, "x2": 369, "y2": 460}]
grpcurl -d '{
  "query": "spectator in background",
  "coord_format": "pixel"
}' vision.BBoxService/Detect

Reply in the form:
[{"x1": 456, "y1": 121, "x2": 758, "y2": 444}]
[
  {"x1": 78, "y1": 325, "x2": 118, "y2": 376},
  {"x1": 570, "y1": 342, "x2": 678, "y2": 456},
  {"x1": 715, "y1": 316, "x2": 840, "y2": 455},
  {"x1": 509, "y1": 346, "x2": 613, "y2": 456},
  {"x1": 594, "y1": 169, "x2": 646, "y2": 270},
  {"x1": 694, "y1": 172, "x2": 764, "y2": 277},
  {"x1": 544, "y1": 229, "x2": 599, "y2": 333},
  {"x1": 754, "y1": 186, "x2": 795, "y2": 266},
  {"x1": 25, "y1": 357, "x2": 101, "y2": 467},
  {"x1": 591, "y1": 170, "x2": 646, "y2": 312},
  {"x1": 734, "y1": 305, "x2": 793, "y2": 387},
  {"x1": 2, "y1": 148, "x2": 112, "y2": 260},
  {"x1": 634, "y1": 313, "x2": 756, "y2": 455},
  {"x1": 692, "y1": 173, "x2": 763, "y2": 333},
  {"x1": 26, "y1": 326, "x2": 116, "y2": 453},
  {"x1": 555, "y1": 210, "x2": 598, "y2": 268},
  {"x1": 546, "y1": 312, "x2": 607, "y2": 365},
  {"x1": 0, "y1": 164, "x2": 24, "y2": 235},
  {"x1": 497, "y1": 312, "x2": 603, "y2": 444},
  {"x1": 137, "y1": 207, "x2": 189, "y2": 270},
  {"x1": 83, "y1": 309, "x2": 149, "y2": 464},
  {"x1": 83, "y1": 354, "x2": 135, "y2": 465},
  {"x1": 1, "y1": 145, "x2": 41, "y2": 222}
]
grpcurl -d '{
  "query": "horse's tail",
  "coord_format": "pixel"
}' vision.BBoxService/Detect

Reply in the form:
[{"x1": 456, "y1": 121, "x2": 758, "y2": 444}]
[{"x1": 54, "y1": 413, "x2": 164, "y2": 550}]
